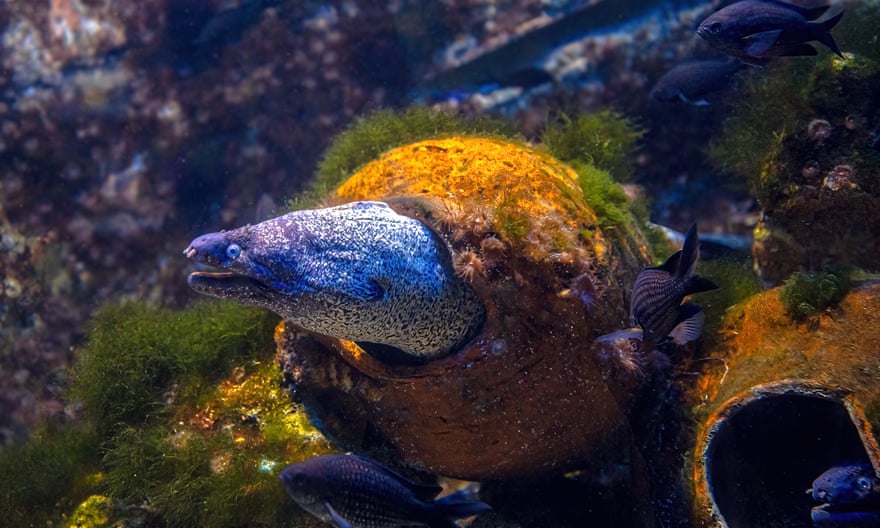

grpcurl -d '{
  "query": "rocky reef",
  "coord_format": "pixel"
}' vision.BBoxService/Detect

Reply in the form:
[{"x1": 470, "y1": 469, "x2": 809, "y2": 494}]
[
  {"x1": 690, "y1": 281, "x2": 880, "y2": 527},
  {"x1": 708, "y1": 3, "x2": 880, "y2": 284}
]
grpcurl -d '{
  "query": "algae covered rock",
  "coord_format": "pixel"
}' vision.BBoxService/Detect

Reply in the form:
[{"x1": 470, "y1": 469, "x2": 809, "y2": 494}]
[
  {"x1": 708, "y1": 9, "x2": 880, "y2": 284},
  {"x1": 688, "y1": 281, "x2": 880, "y2": 527},
  {"x1": 267, "y1": 135, "x2": 652, "y2": 480}
]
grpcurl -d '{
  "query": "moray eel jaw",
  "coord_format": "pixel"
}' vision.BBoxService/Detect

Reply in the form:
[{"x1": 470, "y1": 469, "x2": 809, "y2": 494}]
[
  {"x1": 184, "y1": 201, "x2": 485, "y2": 360},
  {"x1": 187, "y1": 271, "x2": 276, "y2": 305}
]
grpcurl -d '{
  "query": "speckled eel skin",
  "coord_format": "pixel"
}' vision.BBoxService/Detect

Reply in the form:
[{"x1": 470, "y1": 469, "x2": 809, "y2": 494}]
[{"x1": 184, "y1": 201, "x2": 485, "y2": 360}]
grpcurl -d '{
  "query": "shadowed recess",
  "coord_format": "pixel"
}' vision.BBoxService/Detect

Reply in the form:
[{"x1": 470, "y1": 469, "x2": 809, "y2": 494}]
[{"x1": 706, "y1": 393, "x2": 872, "y2": 528}]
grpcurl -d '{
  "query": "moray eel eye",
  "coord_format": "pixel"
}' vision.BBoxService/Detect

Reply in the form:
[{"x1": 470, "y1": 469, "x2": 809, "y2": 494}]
[
  {"x1": 709, "y1": 22, "x2": 721, "y2": 33},
  {"x1": 858, "y1": 477, "x2": 872, "y2": 491},
  {"x1": 226, "y1": 243, "x2": 241, "y2": 260}
]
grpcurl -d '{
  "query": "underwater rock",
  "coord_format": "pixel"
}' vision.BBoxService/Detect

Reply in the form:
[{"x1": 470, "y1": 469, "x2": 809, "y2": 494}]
[
  {"x1": 271, "y1": 136, "x2": 654, "y2": 481},
  {"x1": 708, "y1": 48, "x2": 880, "y2": 284},
  {"x1": 689, "y1": 281, "x2": 880, "y2": 528}
]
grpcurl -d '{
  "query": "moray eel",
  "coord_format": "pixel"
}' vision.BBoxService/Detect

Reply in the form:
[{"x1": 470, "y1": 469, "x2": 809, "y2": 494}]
[
  {"x1": 184, "y1": 201, "x2": 485, "y2": 361},
  {"x1": 810, "y1": 463, "x2": 880, "y2": 527}
]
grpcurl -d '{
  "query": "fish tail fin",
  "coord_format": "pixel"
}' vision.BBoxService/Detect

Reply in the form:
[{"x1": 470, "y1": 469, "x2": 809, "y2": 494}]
[
  {"x1": 816, "y1": 9, "x2": 845, "y2": 57},
  {"x1": 677, "y1": 223, "x2": 700, "y2": 280}
]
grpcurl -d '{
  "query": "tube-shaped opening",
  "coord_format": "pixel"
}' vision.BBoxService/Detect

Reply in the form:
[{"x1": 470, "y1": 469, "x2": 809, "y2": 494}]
[{"x1": 705, "y1": 388, "x2": 873, "y2": 528}]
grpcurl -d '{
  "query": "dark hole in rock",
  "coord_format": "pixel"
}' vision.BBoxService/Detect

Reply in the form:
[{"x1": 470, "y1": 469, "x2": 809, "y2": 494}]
[{"x1": 706, "y1": 393, "x2": 872, "y2": 528}]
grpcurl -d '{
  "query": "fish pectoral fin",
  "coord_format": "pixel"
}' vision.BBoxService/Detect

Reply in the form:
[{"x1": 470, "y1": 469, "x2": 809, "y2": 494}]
[
  {"x1": 597, "y1": 328, "x2": 644, "y2": 344},
  {"x1": 743, "y1": 29, "x2": 783, "y2": 57},
  {"x1": 678, "y1": 92, "x2": 710, "y2": 106},
  {"x1": 324, "y1": 502, "x2": 354, "y2": 528},
  {"x1": 668, "y1": 302, "x2": 705, "y2": 345}
]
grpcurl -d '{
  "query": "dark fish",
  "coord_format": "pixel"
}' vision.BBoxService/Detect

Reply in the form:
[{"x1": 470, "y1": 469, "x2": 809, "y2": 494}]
[
  {"x1": 810, "y1": 463, "x2": 880, "y2": 527},
  {"x1": 280, "y1": 453, "x2": 492, "y2": 528},
  {"x1": 696, "y1": 0, "x2": 844, "y2": 62},
  {"x1": 649, "y1": 58, "x2": 744, "y2": 106},
  {"x1": 598, "y1": 224, "x2": 718, "y2": 351}
]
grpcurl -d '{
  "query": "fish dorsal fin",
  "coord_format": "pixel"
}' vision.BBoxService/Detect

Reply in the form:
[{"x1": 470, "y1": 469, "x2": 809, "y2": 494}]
[
  {"x1": 668, "y1": 302, "x2": 705, "y2": 345},
  {"x1": 652, "y1": 249, "x2": 681, "y2": 275},
  {"x1": 347, "y1": 454, "x2": 443, "y2": 501},
  {"x1": 325, "y1": 501, "x2": 354, "y2": 528},
  {"x1": 765, "y1": 0, "x2": 830, "y2": 20},
  {"x1": 744, "y1": 29, "x2": 783, "y2": 57},
  {"x1": 677, "y1": 223, "x2": 700, "y2": 280}
]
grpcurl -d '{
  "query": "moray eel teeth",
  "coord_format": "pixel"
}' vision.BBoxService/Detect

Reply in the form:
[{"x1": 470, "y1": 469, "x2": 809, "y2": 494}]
[{"x1": 184, "y1": 201, "x2": 486, "y2": 361}]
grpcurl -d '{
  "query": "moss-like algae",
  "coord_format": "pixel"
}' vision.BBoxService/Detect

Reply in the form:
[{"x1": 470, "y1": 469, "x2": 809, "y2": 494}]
[
  {"x1": 0, "y1": 424, "x2": 101, "y2": 528},
  {"x1": 2, "y1": 300, "x2": 335, "y2": 527},
  {"x1": 70, "y1": 301, "x2": 278, "y2": 430},
  {"x1": 697, "y1": 258, "x2": 765, "y2": 341},
  {"x1": 293, "y1": 107, "x2": 518, "y2": 208},
  {"x1": 779, "y1": 269, "x2": 853, "y2": 320},
  {"x1": 542, "y1": 111, "x2": 644, "y2": 183},
  {"x1": 539, "y1": 111, "x2": 663, "y2": 259}
]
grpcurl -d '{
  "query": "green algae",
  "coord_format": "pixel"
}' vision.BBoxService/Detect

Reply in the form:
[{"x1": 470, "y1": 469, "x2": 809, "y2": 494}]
[
  {"x1": 779, "y1": 269, "x2": 853, "y2": 319},
  {"x1": 542, "y1": 110, "x2": 644, "y2": 183},
  {"x1": 0, "y1": 424, "x2": 101, "y2": 528},
  {"x1": 70, "y1": 301, "x2": 277, "y2": 430},
  {"x1": 569, "y1": 161, "x2": 634, "y2": 231},
  {"x1": 292, "y1": 107, "x2": 518, "y2": 208},
  {"x1": 697, "y1": 259, "x2": 765, "y2": 342},
  {"x1": 36, "y1": 300, "x2": 335, "y2": 527},
  {"x1": 539, "y1": 111, "x2": 659, "y2": 260}
]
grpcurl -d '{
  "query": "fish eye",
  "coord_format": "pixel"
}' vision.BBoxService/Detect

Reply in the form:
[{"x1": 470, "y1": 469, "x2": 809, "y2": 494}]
[
  {"x1": 226, "y1": 243, "x2": 242, "y2": 260},
  {"x1": 709, "y1": 22, "x2": 721, "y2": 33},
  {"x1": 857, "y1": 477, "x2": 872, "y2": 491}
]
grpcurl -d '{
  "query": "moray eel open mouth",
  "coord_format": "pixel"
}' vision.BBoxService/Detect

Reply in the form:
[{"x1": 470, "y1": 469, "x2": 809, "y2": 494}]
[{"x1": 184, "y1": 246, "x2": 273, "y2": 301}]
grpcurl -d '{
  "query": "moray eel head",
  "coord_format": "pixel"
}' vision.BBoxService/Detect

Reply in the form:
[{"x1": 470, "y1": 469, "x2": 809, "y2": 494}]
[
  {"x1": 810, "y1": 463, "x2": 880, "y2": 526},
  {"x1": 184, "y1": 201, "x2": 485, "y2": 361}
]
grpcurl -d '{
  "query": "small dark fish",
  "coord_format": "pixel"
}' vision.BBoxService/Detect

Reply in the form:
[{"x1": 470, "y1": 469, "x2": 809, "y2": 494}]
[
  {"x1": 598, "y1": 224, "x2": 718, "y2": 351},
  {"x1": 697, "y1": 0, "x2": 844, "y2": 62},
  {"x1": 280, "y1": 453, "x2": 492, "y2": 528},
  {"x1": 810, "y1": 463, "x2": 880, "y2": 527},
  {"x1": 649, "y1": 58, "x2": 744, "y2": 106}
]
